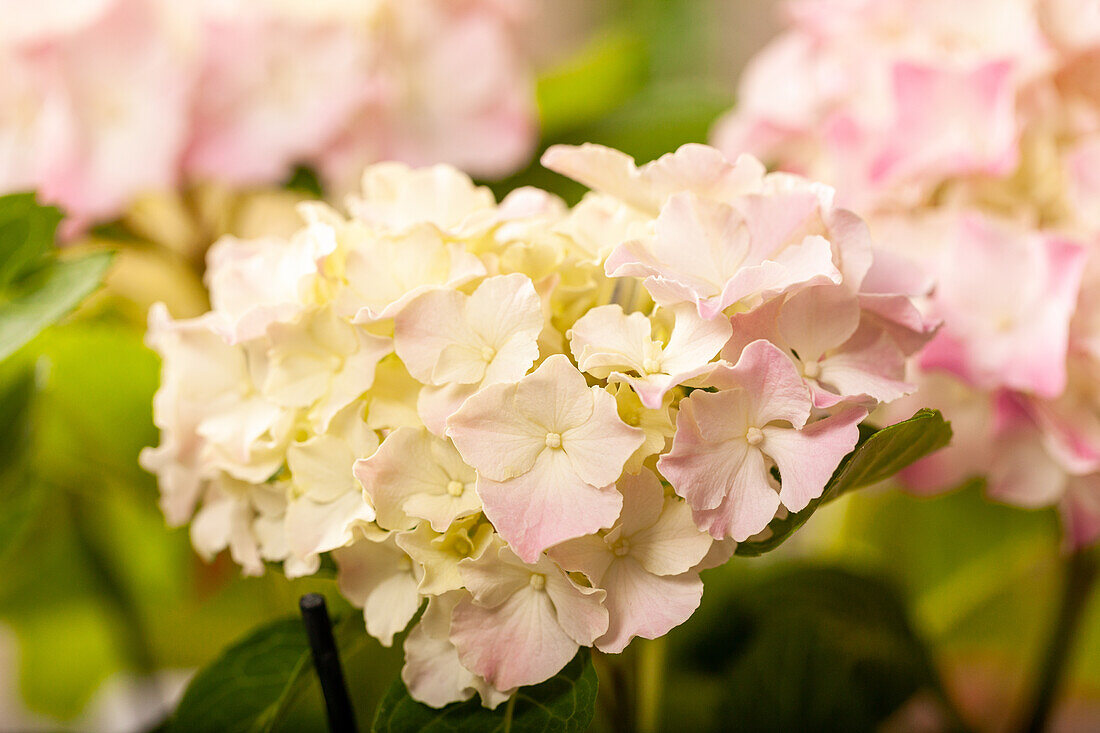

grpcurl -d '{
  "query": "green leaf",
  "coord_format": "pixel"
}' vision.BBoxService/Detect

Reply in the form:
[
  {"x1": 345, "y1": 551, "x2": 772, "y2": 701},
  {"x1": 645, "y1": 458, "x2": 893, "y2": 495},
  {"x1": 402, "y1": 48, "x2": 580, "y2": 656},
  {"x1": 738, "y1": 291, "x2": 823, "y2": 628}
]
[
  {"x1": 736, "y1": 409, "x2": 952, "y2": 556},
  {"x1": 167, "y1": 613, "x2": 364, "y2": 733},
  {"x1": 536, "y1": 28, "x2": 649, "y2": 138},
  {"x1": 372, "y1": 648, "x2": 597, "y2": 733},
  {"x1": 0, "y1": 251, "x2": 114, "y2": 362},
  {"x1": 668, "y1": 565, "x2": 950, "y2": 732},
  {"x1": 0, "y1": 193, "x2": 61, "y2": 288}
]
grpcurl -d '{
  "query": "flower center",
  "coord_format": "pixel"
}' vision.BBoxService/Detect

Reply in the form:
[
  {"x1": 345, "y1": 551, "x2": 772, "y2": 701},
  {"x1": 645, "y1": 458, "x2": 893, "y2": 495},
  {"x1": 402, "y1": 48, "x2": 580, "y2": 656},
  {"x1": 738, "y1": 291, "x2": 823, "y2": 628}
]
[
  {"x1": 446, "y1": 480, "x2": 465, "y2": 497},
  {"x1": 745, "y1": 427, "x2": 765, "y2": 446},
  {"x1": 451, "y1": 532, "x2": 474, "y2": 557},
  {"x1": 642, "y1": 357, "x2": 662, "y2": 374},
  {"x1": 481, "y1": 345, "x2": 496, "y2": 362},
  {"x1": 529, "y1": 573, "x2": 546, "y2": 590},
  {"x1": 545, "y1": 432, "x2": 562, "y2": 449},
  {"x1": 612, "y1": 538, "x2": 631, "y2": 557},
  {"x1": 802, "y1": 360, "x2": 821, "y2": 379}
]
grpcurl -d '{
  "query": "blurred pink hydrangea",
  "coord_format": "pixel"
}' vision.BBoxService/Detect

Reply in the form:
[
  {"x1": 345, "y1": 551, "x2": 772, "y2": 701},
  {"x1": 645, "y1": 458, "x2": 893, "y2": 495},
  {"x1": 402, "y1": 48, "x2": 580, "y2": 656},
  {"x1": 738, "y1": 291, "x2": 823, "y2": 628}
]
[
  {"x1": 716, "y1": 0, "x2": 1100, "y2": 547},
  {"x1": 0, "y1": 0, "x2": 536, "y2": 231}
]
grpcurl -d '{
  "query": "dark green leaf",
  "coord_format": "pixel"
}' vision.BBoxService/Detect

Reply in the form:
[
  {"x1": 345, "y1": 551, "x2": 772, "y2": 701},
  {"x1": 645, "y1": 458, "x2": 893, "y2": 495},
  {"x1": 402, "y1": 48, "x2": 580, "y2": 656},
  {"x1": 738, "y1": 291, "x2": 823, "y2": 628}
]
[
  {"x1": 669, "y1": 566, "x2": 951, "y2": 732},
  {"x1": 372, "y1": 648, "x2": 597, "y2": 733},
  {"x1": 0, "y1": 193, "x2": 61, "y2": 288},
  {"x1": 168, "y1": 612, "x2": 364, "y2": 733},
  {"x1": 0, "y1": 250, "x2": 114, "y2": 361},
  {"x1": 284, "y1": 165, "x2": 324, "y2": 198},
  {"x1": 736, "y1": 409, "x2": 952, "y2": 556}
]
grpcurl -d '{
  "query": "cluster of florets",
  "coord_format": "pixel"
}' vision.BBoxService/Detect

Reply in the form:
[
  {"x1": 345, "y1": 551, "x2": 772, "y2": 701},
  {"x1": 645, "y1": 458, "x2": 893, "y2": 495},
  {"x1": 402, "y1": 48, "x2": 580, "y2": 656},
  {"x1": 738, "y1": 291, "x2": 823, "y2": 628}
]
[
  {"x1": 142, "y1": 143, "x2": 932, "y2": 705},
  {"x1": 716, "y1": 0, "x2": 1100, "y2": 546},
  {"x1": 0, "y1": 0, "x2": 534, "y2": 231}
]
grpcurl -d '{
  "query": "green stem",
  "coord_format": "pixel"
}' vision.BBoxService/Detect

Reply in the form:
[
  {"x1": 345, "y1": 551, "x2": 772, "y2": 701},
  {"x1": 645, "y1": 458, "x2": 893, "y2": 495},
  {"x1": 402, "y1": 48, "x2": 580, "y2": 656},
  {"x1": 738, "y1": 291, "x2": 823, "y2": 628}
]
[
  {"x1": 636, "y1": 638, "x2": 666, "y2": 733},
  {"x1": 1018, "y1": 549, "x2": 1098, "y2": 733},
  {"x1": 501, "y1": 693, "x2": 517, "y2": 733},
  {"x1": 594, "y1": 650, "x2": 635, "y2": 733}
]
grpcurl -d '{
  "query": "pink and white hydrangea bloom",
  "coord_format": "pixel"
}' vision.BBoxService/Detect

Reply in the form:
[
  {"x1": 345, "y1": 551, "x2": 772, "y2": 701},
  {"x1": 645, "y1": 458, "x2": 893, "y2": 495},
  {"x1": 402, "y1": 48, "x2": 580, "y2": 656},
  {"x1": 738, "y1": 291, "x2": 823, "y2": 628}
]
[
  {"x1": 916, "y1": 213, "x2": 1086, "y2": 399},
  {"x1": 724, "y1": 285, "x2": 914, "y2": 408},
  {"x1": 549, "y1": 469, "x2": 712, "y2": 653},
  {"x1": 447, "y1": 354, "x2": 644, "y2": 562},
  {"x1": 714, "y1": 0, "x2": 1100, "y2": 547},
  {"x1": 145, "y1": 149, "x2": 932, "y2": 706},
  {"x1": 1, "y1": 0, "x2": 537, "y2": 231},
  {"x1": 568, "y1": 304, "x2": 731, "y2": 408},
  {"x1": 604, "y1": 190, "x2": 841, "y2": 320},
  {"x1": 659, "y1": 340, "x2": 865, "y2": 540},
  {"x1": 402, "y1": 591, "x2": 511, "y2": 709},
  {"x1": 356, "y1": 428, "x2": 481, "y2": 533},
  {"x1": 449, "y1": 544, "x2": 609, "y2": 690},
  {"x1": 335, "y1": 532, "x2": 422, "y2": 648},
  {"x1": 395, "y1": 273, "x2": 543, "y2": 431}
]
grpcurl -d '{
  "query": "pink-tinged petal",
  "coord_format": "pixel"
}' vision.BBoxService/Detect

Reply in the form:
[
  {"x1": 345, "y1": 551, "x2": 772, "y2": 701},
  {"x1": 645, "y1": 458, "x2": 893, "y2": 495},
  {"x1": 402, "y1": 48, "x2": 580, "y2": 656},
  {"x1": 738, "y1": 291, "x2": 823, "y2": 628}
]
[
  {"x1": 451, "y1": 586, "x2": 580, "y2": 690},
  {"x1": 456, "y1": 545, "x2": 533, "y2": 608},
  {"x1": 824, "y1": 208, "x2": 874, "y2": 291},
  {"x1": 334, "y1": 537, "x2": 421, "y2": 647},
  {"x1": 512, "y1": 354, "x2": 596, "y2": 431},
  {"x1": 763, "y1": 407, "x2": 865, "y2": 513},
  {"x1": 285, "y1": 490, "x2": 375, "y2": 561},
  {"x1": 689, "y1": 447, "x2": 781, "y2": 541},
  {"x1": 817, "y1": 327, "x2": 912, "y2": 405},
  {"x1": 394, "y1": 289, "x2": 470, "y2": 383},
  {"x1": 873, "y1": 61, "x2": 1019, "y2": 186},
  {"x1": 723, "y1": 297, "x2": 785, "y2": 362},
  {"x1": 402, "y1": 593, "x2": 511, "y2": 709},
  {"x1": 542, "y1": 568, "x2": 610, "y2": 646},
  {"x1": 857, "y1": 293, "x2": 939, "y2": 358},
  {"x1": 617, "y1": 469, "x2": 666, "y2": 537},
  {"x1": 717, "y1": 234, "x2": 841, "y2": 316},
  {"x1": 658, "y1": 394, "x2": 750, "y2": 511},
  {"x1": 205, "y1": 233, "x2": 329, "y2": 344},
  {"x1": 547, "y1": 534, "x2": 616, "y2": 587},
  {"x1": 541, "y1": 143, "x2": 764, "y2": 215},
  {"x1": 988, "y1": 431, "x2": 1068, "y2": 509},
  {"x1": 921, "y1": 213, "x2": 1086, "y2": 398},
  {"x1": 418, "y1": 383, "x2": 477, "y2": 437},
  {"x1": 594, "y1": 559, "x2": 703, "y2": 654},
  {"x1": 465, "y1": 274, "x2": 544, "y2": 353},
  {"x1": 1031, "y1": 398, "x2": 1100, "y2": 476},
  {"x1": 568, "y1": 305, "x2": 652, "y2": 377},
  {"x1": 191, "y1": 487, "x2": 262, "y2": 576},
  {"x1": 693, "y1": 538, "x2": 737, "y2": 571},
  {"x1": 477, "y1": 449, "x2": 623, "y2": 562},
  {"x1": 562, "y1": 387, "x2": 645, "y2": 487},
  {"x1": 660, "y1": 305, "x2": 733, "y2": 376},
  {"x1": 776, "y1": 285, "x2": 860, "y2": 364},
  {"x1": 706, "y1": 339, "x2": 813, "y2": 428},
  {"x1": 736, "y1": 190, "x2": 821, "y2": 262},
  {"x1": 629, "y1": 497, "x2": 713, "y2": 576},
  {"x1": 357, "y1": 428, "x2": 479, "y2": 532},
  {"x1": 446, "y1": 384, "x2": 545, "y2": 481}
]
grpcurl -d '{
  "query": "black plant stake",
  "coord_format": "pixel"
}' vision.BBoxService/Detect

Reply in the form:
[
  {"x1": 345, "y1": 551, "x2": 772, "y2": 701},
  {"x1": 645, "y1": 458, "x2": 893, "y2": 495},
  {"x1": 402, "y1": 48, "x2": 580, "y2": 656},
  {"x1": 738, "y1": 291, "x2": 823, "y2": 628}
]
[{"x1": 300, "y1": 593, "x2": 358, "y2": 733}]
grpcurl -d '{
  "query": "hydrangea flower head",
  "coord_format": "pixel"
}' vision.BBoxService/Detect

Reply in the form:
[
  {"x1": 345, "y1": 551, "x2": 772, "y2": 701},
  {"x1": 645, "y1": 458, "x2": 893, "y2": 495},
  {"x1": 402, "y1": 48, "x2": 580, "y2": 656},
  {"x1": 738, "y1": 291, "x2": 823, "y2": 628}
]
[{"x1": 144, "y1": 146, "x2": 928, "y2": 706}]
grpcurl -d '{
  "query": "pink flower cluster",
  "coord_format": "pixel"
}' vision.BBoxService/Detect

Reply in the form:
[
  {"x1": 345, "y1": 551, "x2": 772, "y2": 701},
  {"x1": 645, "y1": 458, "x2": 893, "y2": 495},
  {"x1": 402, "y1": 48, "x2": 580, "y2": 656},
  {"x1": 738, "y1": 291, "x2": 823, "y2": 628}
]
[
  {"x1": 142, "y1": 145, "x2": 930, "y2": 704},
  {"x1": 0, "y1": 0, "x2": 535, "y2": 231},
  {"x1": 715, "y1": 0, "x2": 1100, "y2": 546}
]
